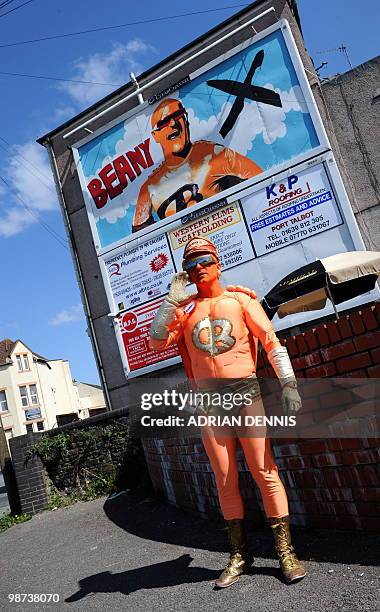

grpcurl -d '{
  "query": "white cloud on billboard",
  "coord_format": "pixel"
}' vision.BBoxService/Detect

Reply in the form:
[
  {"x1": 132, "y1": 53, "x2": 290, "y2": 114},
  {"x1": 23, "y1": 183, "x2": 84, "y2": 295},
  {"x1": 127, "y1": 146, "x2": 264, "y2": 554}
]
[{"x1": 189, "y1": 84, "x2": 309, "y2": 150}]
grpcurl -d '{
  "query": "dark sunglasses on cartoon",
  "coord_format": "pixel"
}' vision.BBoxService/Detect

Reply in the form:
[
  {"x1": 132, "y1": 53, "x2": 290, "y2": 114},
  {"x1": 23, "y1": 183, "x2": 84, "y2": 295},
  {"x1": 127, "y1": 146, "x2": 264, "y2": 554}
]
[{"x1": 153, "y1": 109, "x2": 187, "y2": 132}]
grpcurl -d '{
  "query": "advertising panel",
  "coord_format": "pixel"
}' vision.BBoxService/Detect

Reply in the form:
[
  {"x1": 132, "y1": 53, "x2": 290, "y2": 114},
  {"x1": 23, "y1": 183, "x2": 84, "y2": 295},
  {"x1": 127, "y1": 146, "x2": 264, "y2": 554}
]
[
  {"x1": 114, "y1": 299, "x2": 180, "y2": 375},
  {"x1": 103, "y1": 234, "x2": 175, "y2": 311},
  {"x1": 168, "y1": 200, "x2": 255, "y2": 271},
  {"x1": 74, "y1": 21, "x2": 329, "y2": 253},
  {"x1": 243, "y1": 163, "x2": 343, "y2": 256}
]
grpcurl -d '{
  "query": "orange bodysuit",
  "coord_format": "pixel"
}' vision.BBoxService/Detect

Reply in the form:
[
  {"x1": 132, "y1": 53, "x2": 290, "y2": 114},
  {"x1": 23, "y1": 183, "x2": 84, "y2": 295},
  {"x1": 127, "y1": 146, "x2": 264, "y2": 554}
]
[
  {"x1": 149, "y1": 289, "x2": 281, "y2": 385},
  {"x1": 149, "y1": 289, "x2": 289, "y2": 520}
]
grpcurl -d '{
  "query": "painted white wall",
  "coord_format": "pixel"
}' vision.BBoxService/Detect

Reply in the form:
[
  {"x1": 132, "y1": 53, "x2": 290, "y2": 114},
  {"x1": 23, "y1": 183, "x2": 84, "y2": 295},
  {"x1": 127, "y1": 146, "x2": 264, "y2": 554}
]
[{"x1": 0, "y1": 341, "x2": 106, "y2": 444}]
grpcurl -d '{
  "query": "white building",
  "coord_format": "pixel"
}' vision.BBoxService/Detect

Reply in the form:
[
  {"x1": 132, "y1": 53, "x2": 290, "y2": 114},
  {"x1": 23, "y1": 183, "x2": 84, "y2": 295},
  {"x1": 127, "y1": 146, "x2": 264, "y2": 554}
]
[
  {"x1": 0, "y1": 338, "x2": 107, "y2": 446},
  {"x1": 73, "y1": 382, "x2": 108, "y2": 418}
]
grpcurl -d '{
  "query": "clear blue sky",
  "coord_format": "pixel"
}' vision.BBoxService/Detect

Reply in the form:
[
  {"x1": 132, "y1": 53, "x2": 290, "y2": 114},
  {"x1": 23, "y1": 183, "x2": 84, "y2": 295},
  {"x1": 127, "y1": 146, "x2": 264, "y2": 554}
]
[{"x1": 0, "y1": 0, "x2": 378, "y2": 384}]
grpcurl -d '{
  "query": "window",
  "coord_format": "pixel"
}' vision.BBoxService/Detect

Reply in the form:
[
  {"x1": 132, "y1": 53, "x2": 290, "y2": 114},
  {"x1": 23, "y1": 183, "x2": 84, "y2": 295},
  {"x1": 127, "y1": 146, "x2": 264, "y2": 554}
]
[
  {"x1": 36, "y1": 422, "x2": 44, "y2": 431},
  {"x1": 15, "y1": 353, "x2": 30, "y2": 372},
  {"x1": 26, "y1": 424, "x2": 33, "y2": 433},
  {"x1": 19, "y1": 386, "x2": 29, "y2": 407},
  {"x1": 19, "y1": 384, "x2": 40, "y2": 408},
  {"x1": 0, "y1": 390, "x2": 8, "y2": 412},
  {"x1": 29, "y1": 384, "x2": 39, "y2": 405}
]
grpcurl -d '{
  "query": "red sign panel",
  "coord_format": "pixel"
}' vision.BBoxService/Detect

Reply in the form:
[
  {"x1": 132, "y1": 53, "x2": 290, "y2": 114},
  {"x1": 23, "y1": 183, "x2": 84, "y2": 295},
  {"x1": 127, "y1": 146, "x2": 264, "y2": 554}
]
[{"x1": 118, "y1": 299, "x2": 180, "y2": 372}]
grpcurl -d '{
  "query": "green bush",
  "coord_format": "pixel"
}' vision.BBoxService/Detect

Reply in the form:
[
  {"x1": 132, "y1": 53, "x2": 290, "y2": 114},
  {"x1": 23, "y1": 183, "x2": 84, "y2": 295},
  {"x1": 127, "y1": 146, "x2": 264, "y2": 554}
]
[
  {"x1": 0, "y1": 512, "x2": 31, "y2": 533},
  {"x1": 47, "y1": 491, "x2": 72, "y2": 510}
]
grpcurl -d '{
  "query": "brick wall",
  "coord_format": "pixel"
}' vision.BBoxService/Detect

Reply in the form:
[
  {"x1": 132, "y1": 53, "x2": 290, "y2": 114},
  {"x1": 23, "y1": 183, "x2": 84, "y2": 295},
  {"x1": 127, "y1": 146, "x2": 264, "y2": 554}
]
[
  {"x1": 142, "y1": 302, "x2": 380, "y2": 531},
  {"x1": 9, "y1": 432, "x2": 49, "y2": 515},
  {"x1": 8, "y1": 407, "x2": 151, "y2": 516},
  {"x1": 256, "y1": 303, "x2": 380, "y2": 380}
]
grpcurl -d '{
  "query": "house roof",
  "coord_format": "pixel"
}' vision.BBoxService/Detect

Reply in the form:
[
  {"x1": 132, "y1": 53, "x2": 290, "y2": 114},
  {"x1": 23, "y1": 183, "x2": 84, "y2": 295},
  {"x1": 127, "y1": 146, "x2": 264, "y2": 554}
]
[
  {"x1": 0, "y1": 338, "x2": 48, "y2": 365},
  {"x1": 0, "y1": 339, "x2": 15, "y2": 365},
  {"x1": 74, "y1": 381, "x2": 102, "y2": 390}
]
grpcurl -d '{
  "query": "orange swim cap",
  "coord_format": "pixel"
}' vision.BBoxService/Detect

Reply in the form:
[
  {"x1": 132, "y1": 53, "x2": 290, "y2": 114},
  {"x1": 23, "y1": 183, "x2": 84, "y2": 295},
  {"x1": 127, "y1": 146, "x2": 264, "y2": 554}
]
[{"x1": 183, "y1": 236, "x2": 219, "y2": 262}]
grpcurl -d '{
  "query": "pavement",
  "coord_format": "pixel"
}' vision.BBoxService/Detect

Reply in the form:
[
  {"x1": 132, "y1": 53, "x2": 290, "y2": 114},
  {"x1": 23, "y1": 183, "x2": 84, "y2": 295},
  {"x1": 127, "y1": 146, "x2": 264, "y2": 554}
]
[{"x1": 0, "y1": 490, "x2": 379, "y2": 612}]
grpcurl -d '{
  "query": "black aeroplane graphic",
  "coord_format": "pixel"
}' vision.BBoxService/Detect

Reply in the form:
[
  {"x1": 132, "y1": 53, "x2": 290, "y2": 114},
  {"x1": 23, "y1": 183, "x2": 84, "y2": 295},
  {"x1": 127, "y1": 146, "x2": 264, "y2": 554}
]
[{"x1": 207, "y1": 50, "x2": 282, "y2": 138}]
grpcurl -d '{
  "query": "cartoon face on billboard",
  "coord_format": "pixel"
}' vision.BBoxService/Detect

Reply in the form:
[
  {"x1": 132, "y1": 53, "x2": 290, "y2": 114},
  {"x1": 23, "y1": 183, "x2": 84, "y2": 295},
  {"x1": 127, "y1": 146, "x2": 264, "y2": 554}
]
[
  {"x1": 133, "y1": 97, "x2": 263, "y2": 232},
  {"x1": 76, "y1": 25, "x2": 322, "y2": 251}
]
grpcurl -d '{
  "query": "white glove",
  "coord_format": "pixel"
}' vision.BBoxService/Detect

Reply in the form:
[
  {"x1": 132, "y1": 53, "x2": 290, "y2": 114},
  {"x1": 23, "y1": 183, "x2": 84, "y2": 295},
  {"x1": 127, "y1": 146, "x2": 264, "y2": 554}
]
[
  {"x1": 282, "y1": 381, "x2": 302, "y2": 415},
  {"x1": 150, "y1": 272, "x2": 194, "y2": 341},
  {"x1": 167, "y1": 272, "x2": 192, "y2": 305}
]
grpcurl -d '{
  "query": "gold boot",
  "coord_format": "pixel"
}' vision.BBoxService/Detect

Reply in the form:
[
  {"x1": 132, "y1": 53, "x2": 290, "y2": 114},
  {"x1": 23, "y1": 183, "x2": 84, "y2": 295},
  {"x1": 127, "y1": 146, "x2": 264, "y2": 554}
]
[
  {"x1": 215, "y1": 519, "x2": 253, "y2": 589},
  {"x1": 269, "y1": 516, "x2": 307, "y2": 584}
]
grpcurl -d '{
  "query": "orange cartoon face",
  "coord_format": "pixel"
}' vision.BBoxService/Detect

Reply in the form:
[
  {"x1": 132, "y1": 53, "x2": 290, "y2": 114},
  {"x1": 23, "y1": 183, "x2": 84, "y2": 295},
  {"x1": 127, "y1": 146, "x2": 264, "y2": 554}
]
[{"x1": 151, "y1": 98, "x2": 191, "y2": 157}]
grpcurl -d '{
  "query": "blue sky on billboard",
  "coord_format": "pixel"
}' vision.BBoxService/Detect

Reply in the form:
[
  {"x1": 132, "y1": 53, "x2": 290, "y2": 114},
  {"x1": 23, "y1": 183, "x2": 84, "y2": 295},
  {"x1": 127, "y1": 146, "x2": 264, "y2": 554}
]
[{"x1": 0, "y1": 0, "x2": 378, "y2": 383}]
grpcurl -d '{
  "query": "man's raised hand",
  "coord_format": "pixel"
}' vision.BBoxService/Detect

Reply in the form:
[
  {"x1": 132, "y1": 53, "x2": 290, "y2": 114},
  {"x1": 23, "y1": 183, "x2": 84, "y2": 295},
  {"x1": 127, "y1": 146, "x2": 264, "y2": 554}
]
[{"x1": 167, "y1": 272, "x2": 193, "y2": 305}]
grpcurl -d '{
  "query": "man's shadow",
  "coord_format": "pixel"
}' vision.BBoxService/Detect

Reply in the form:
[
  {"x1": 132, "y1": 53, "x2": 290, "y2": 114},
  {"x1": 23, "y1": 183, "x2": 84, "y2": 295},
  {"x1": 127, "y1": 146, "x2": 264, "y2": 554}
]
[
  {"x1": 66, "y1": 554, "x2": 208, "y2": 601},
  {"x1": 65, "y1": 491, "x2": 280, "y2": 603},
  {"x1": 66, "y1": 553, "x2": 278, "y2": 602}
]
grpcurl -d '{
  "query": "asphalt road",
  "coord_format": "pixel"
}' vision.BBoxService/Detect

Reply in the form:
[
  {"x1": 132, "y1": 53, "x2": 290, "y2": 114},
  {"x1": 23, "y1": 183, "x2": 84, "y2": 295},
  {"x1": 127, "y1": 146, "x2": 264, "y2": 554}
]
[{"x1": 0, "y1": 490, "x2": 379, "y2": 612}]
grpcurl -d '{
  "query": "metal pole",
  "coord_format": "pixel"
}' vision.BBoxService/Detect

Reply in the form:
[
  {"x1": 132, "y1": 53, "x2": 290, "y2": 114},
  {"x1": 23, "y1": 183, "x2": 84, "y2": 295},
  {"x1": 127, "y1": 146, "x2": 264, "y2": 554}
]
[
  {"x1": 325, "y1": 274, "x2": 340, "y2": 319},
  {"x1": 130, "y1": 72, "x2": 144, "y2": 105}
]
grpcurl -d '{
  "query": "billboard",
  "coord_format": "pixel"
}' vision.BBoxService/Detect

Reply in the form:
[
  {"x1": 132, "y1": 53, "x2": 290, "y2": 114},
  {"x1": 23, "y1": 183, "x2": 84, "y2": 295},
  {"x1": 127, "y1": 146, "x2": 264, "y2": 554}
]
[
  {"x1": 103, "y1": 234, "x2": 175, "y2": 312},
  {"x1": 73, "y1": 21, "x2": 329, "y2": 254},
  {"x1": 244, "y1": 162, "x2": 343, "y2": 256}
]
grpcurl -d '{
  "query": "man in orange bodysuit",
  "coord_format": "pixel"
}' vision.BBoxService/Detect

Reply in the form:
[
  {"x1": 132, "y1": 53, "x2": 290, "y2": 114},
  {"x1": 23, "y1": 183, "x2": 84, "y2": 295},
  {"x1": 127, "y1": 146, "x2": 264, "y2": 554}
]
[
  {"x1": 149, "y1": 236, "x2": 307, "y2": 588},
  {"x1": 132, "y1": 99, "x2": 262, "y2": 232}
]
